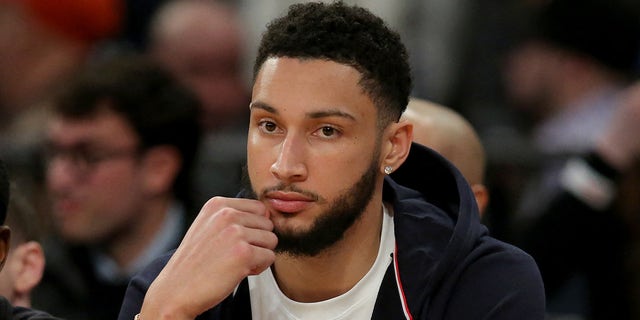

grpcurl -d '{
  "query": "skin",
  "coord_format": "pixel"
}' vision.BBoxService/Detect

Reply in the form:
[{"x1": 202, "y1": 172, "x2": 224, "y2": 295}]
[
  {"x1": 0, "y1": 240, "x2": 45, "y2": 307},
  {"x1": 140, "y1": 57, "x2": 412, "y2": 319},
  {"x1": 402, "y1": 97, "x2": 489, "y2": 215},
  {"x1": 0, "y1": 226, "x2": 9, "y2": 271},
  {"x1": 45, "y1": 107, "x2": 181, "y2": 269}
]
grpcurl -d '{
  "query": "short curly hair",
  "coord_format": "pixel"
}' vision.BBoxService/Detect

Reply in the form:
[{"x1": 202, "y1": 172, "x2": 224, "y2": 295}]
[{"x1": 254, "y1": 1, "x2": 412, "y2": 127}]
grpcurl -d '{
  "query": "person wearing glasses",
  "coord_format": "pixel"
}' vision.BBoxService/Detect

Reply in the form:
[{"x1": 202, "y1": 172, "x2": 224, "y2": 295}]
[{"x1": 30, "y1": 54, "x2": 202, "y2": 320}]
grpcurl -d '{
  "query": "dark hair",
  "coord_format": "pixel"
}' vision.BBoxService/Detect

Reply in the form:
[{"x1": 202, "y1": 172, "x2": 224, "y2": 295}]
[
  {"x1": 53, "y1": 53, "x2": 202, "y2": 206},
  {"x1": 533, "y1": 0, "x2": 640, "y2": 78},
  {"x1": 0, "y1": 159, "x2": 8, "y2": 225},
  {"x1": 254, "y1": 1, "x2": 412, "y2": 127}
]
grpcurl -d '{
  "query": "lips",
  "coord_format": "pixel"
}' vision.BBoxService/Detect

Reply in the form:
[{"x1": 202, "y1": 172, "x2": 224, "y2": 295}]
[
  {"x1": 53, "y1": 197, "x2": 81, "y2": 218},
  {"x1": 265, "y1": 191, "x2": 314, "y2": 213}
]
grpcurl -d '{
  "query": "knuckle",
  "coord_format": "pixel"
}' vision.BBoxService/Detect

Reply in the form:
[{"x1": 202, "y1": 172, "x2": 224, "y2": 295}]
[
  {"x1": 215, "y1": 207, "x2": 238, "y2": 224},
  {"x1": 221, "y1": 223, "x2": 245, "y2": 239},
  {"x1": 231, "y1": 242, "x2": 253, "y2": 264},
  {"x1": 202, "y1": 196, "x2": 224, "y2": 210}
]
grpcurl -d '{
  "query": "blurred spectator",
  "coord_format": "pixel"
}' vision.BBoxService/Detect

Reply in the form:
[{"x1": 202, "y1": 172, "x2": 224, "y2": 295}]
[
  {"x1": 402, "y1": 97, "x2": 489, "y2": 215},
  {"x1": 0, "y1": 160, "x2": 62, "y2": 319},
  {"x1": 0, "y1": 0, "x2": 124, "y2": 236},
  {"x1": 147, "y1": 0, "x2": 251, "y2": 204},
  {"x1": 519, "y1": 80, "x2": 640, "y2": 320},
  {"x1": 148, "y1": 0, "x2": 248, "y2": 132},
  {"x1": 30, "y1": 54, "x2": 202, "y2": 320},
  {"x1": 0, "y1": 185, "x2": 45, "y2": 308},
  {"x1": 500, "y1": 0, "x2": 640, "y2": 318}
]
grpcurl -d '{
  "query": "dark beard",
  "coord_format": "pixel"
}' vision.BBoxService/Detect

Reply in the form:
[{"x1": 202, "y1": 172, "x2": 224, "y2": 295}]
[{"x1": 243, "y1": 148, "x2": 381, "y2": 257}]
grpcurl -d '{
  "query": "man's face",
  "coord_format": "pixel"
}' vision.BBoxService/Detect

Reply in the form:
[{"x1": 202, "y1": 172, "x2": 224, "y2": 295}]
[
  {"x1": 247, "y1": 57, "x2": 383, "y2": 257},
  {"x1": 152, "y1": 9, "x2": 248, "y2": 131},
  {"x1": 45, "y1": 108, "x2": 146, "y2": 244}
]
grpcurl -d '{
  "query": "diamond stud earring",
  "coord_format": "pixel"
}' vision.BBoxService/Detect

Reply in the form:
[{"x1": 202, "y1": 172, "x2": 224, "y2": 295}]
[{"x1": 384, "y1": 166, "x2": 393, "y2": 174}]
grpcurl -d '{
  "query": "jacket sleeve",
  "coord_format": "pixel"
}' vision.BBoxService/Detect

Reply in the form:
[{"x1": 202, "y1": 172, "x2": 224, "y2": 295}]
[
  {"x1": 117, "y1": 252, "x2": 173, "y2": 320},
  {"x1": 438, "y1": 244, "x2": 546, "y2": 320}
]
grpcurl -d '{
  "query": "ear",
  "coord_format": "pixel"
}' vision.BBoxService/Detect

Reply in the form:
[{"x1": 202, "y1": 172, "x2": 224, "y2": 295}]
[
  {"x1": 12, "y1": 241, "x2": 45, "y2": 298},
  {"x1": 0, "y1": 226, "x2": 11, "y2": 271},
  {"x1": 471, "y1": 184, "x2": 490, "y2": 217},
  {"x1": 381, "y1": 119, "x2": 413, "y2": 175},
  {"x1": 140, "y1": 146, "x2": 182, "y2": 195}
]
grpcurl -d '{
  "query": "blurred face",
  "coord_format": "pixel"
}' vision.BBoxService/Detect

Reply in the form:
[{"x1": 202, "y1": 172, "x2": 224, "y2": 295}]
[
  {"x1": 152, "y1": 7, "x2": 248, "y2": 130},
  {"x1": 247, "y1": 57, "x2": 384, "y2": 257},
  {"x1": 503, "y1": 40, "x2": 558, "y2": 118},
  {"x1": 45, "y1": 108, "x2": 146, "y2": 244}
]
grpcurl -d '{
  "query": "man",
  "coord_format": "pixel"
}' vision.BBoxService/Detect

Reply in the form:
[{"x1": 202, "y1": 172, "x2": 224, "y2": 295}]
[
  {"x1": 31, "y1": 54, "x2": 201, "y2": 320},
  {"x1": 147, "y1": 0, "x2": 250, "y2": 202},
  {"x1": 519, "y1": 81, "x2": 640, "y2": 320},
  {"x1": 402, "y1": 97, "x2": 489, "y2": 215},
  {"x1": 0, "y1": 160, "x2": 61, "y2": 319},
  {"x1": 503, "y1": 0, "x2": 640, "y2": 217},
  {"x1": 502, "y1": 0, "x2": 640, "y2": 317},
  {"x1": 119, "y1": 2, "x2": 544, "y2": 319}
]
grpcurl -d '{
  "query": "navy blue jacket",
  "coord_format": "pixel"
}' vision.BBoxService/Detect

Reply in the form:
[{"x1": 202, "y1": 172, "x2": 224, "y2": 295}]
[
  {"x1": 0, "y1": 296, "x2": 63, "y2": 320},
  {"x1": 118, "y1": 143, "x2": 545, "y2": 319}
]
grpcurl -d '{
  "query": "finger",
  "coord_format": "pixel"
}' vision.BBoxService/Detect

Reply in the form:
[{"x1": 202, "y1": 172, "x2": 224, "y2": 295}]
[
  {"x1": 248, "y1": 246, "x2": 276, "y2": 275},
  {"x1": 247, "y1": 228, "x2": 278, "y2": 250},
  {"x1": 213, "y1": 208, "x2": 274, "y2": 232},
  {"x1": 202, "y1": 197, "x2": 268, "y2": 217}
]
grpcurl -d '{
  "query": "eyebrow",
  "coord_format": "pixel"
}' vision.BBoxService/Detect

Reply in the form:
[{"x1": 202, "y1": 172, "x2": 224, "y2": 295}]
[
  {"x1": 249, "y1": 101, "x2": 276, "y2": 113},
  {"x1": 250, "y1": 101, "x2": 356, "y2": 121}
]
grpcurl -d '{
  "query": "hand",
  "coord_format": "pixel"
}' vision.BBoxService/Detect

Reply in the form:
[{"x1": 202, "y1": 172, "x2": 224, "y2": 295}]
[
  {"x1": 597, "y1": 82, "x2": 640, "y2": 170},
  {"x1": 139, "y1": 197, "x2": 278, "y2": 319}
]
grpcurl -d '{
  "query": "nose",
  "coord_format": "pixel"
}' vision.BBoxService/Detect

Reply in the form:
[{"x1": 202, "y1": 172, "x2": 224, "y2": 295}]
[
  {"x1": 46, "y1": 157, "x2": 79, "y2": 192},
  {"x1": 270, "y1": 132, "x2": 307, "y2": 183}
]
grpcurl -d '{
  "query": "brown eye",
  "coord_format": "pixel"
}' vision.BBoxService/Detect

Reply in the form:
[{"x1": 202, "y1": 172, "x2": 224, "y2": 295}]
[
  {"x1": 321, "y1": 126, "x2": 336, "y2": 137},
  {"x1": 264, "y1": 122, "x2": 277, "y2": 132},
  {"x1": 258, "y1": 120, "x2": 280, "y2": 134}
]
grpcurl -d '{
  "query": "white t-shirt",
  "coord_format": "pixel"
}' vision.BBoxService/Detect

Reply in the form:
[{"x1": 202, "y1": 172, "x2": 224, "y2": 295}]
[{"x1": 248, "y1": 205, "x2": 395, "y2": 320}]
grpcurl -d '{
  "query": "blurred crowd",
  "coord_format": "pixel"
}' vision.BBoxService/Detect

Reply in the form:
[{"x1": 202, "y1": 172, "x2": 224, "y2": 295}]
[{"x1": 0, "y1": 0, "x2": 639, "y2": 319}]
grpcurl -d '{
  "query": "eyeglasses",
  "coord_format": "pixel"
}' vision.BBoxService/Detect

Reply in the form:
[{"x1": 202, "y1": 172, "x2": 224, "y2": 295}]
[{"x1": 43, "y1": 143, "x2": 142, "y2": 177}]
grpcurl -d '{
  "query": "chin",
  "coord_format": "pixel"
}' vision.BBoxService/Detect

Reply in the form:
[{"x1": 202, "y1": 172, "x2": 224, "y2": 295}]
[{"x1": 271, "y1": 212, "x2": 313, "y2": 233}]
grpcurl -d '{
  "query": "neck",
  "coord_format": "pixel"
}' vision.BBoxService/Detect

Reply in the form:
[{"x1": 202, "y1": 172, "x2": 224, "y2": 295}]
[
  {"x1": 106, "y1": 196, "x2": 173, "y2": 270},
  {"x1": 272, "y1": 198, "x2": 385, "y2": 302},
  {"x1": 10, "y1": 293, "x2": 30, "y2": 309}
]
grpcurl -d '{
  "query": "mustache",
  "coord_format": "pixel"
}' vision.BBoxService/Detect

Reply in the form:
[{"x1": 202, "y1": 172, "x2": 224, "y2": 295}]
[
  {"x1": 260, "y1": 183, "x2": 322, "y2": 202},
  {"x1": 241, "y1": 165, "x2": 324, "y2": 203}
]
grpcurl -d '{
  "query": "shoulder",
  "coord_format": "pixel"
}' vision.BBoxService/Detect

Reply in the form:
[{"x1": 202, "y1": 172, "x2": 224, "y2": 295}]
[{"x1": 443, "y1": 237, "x2": 546, "y2": 319}]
